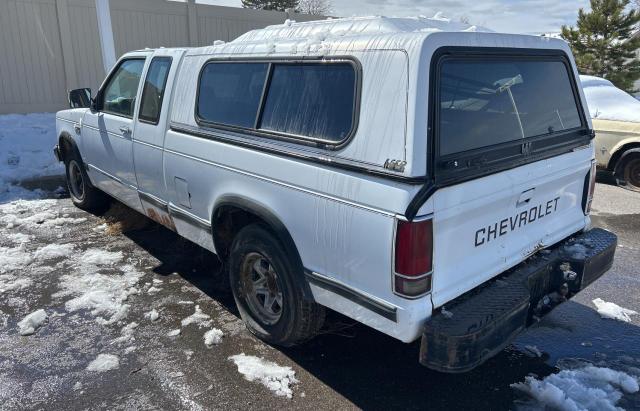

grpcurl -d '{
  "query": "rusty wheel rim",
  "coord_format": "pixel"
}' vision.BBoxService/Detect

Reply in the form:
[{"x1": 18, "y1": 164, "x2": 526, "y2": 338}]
[{"x1": 240, "y1": 252, "x2": 283, "y2": 325}]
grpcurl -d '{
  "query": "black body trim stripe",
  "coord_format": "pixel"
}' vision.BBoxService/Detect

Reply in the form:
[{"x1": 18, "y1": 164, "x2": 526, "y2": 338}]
[
  {"x1": 138, "y1": 190, "x2": 168, "y2": 211},
  {"x1": 168, "y1": 203, "x2": 212, "y2": 232},
  {"x1": 305, "y1": 270, "x2": 398, "y2": 322},
  {"x1": 170, "y1": 123, "x2": 426, "y2": 185}
]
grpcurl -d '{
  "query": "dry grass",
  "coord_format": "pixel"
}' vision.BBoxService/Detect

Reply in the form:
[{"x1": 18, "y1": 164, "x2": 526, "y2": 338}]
[{"x1": 102, "y1": 201, "x2": 153, "y2": 235}]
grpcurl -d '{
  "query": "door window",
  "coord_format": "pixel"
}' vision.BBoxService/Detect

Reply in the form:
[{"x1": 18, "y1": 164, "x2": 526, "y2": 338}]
[
  {"x1": 139, "y1": 57, "x2": 172, "y2": 124},
  {"x1": 101, "y1": 59, "x2": 145, "y2": 118}
]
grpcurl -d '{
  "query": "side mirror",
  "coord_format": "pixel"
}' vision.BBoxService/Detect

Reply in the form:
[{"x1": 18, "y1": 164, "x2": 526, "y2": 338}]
[{"x1": 68, "y1": 88, "x2": 92, "y2": 109}]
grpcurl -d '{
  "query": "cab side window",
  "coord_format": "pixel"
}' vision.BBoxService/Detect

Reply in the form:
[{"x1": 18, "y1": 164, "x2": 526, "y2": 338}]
[
  {"x1": 139, "y1": 57, "x2": 172, "y2": 124},
  {"x1": 101, "y1": 59, "x2": 145, "y2": 118}
]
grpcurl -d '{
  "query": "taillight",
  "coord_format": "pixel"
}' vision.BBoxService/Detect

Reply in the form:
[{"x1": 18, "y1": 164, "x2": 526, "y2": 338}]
[
  {"x1": 582, "y1": 160, "x2": 596, "y2": 215},
  {"x1": 394, "y1": 218, "x2": 433, "y2": 298}
]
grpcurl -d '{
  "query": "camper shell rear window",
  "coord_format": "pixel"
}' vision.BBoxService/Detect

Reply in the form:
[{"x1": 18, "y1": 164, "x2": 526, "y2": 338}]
[
  {"x1": 432, "y1": 48, "x2": 591, "y2": 184},
  {"x1": 195, "y1": 59, "x2": 359, "y2": 146}
]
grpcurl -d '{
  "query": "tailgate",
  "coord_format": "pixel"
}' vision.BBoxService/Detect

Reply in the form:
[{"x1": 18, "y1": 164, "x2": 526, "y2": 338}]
[
  {"x1": 431, "y1": 151, "x2": 591, "y2": 308},
  {"x1": 427, "y1": 49, "x2": 593, "y2": 308}
]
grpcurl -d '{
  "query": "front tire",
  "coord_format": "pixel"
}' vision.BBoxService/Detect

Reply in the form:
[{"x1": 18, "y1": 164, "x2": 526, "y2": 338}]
[
  {"x1": 615, "y1": 152, "x2": 640, "y2": 192},
  {"x1": 229, "y1": 224, "x2": 325, "y2": 346},
  {"x1": 64, "y1": 152, "x2": 109, "y2": 213}
]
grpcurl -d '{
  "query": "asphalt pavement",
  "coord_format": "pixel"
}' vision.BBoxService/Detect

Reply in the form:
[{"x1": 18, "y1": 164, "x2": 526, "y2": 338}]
[{"x1": 0, "y1": 179, "x2": 638, "y2": 410}]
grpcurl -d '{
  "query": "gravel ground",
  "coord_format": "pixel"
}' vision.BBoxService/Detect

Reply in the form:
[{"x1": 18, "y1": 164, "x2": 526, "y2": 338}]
[{"x1": 0, "y1": 181, "x2": 638, "y2": 410}]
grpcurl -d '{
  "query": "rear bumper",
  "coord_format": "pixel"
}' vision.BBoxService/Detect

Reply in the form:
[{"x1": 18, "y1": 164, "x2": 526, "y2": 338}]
[{"x1": 420, "y1": 227, "x2": 617, "y2": 373}]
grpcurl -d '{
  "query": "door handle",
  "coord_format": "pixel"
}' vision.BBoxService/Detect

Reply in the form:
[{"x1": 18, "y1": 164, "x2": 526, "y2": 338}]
[{"x1": 119, "y1": 125, "x2": 131, "y2": 134}]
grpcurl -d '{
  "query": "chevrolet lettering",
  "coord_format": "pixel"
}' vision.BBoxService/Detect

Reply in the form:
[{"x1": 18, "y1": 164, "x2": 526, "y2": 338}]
[{"x1": 475, "y1": 197, "x2": 561, "y2": 247}]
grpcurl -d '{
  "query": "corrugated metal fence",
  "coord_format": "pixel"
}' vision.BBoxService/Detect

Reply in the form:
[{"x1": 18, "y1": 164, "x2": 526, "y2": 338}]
[{"x1": 0, "y1": 0, "x2": 321, "y2": 114}]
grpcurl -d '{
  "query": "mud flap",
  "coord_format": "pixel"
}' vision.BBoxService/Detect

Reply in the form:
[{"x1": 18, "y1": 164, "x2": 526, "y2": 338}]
[{"x1": 420, "y1": 228, "x2": 617, "y2": 373}]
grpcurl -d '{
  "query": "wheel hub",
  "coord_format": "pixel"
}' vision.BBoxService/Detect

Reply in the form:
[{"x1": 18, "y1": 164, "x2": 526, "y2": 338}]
[
  {"x1": 241, "y1": 252, "x2": 283, "y2": 325},
  {"x1": 625, "y1": 158, "x2": 640, "y2": 188},
  {"x1": 68, "y1": 160, "x2": 85, "y2": 200}
]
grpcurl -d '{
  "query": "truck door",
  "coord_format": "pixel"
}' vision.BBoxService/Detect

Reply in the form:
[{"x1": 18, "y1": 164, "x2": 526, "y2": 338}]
[
  {"x1": 82, "y1": 56, "x2": 148, "y2": 212},
  {"x1": 132, "y1": 51, "x2": 181, "y2": 230}
]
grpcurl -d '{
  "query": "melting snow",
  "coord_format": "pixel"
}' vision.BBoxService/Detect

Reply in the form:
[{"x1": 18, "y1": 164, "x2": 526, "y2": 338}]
[
  {"x1": 33, "y1": 243, "x2": 75, "y2": 260},
  {"x1": 86, "y1": 354, "x2": 120, "y2": 372},
  {"x1": 593, "y1": 298, "x2": 638, "y2": 322},
  {"x1": 55, "y1": 261, "x2": 143, "y2": 325},
  {"x1": 229, "y1": 354, "x2": 298, "y2": 398},
  {"x1": 80, "y1": 249, "x2": 123, "y2": 266},
  {"x1": 512, "y1": 363, "x2": 639, "y2": 411},
  {"x1": 0, "y1": 274, "x2": 32, "y2": 293},
  {"x1": 181, "y1": 305, "x2": 212, "y2": 328},
  {"x1": 145, "y1": 309, "x2": 160, "y2": 322},
  {"x1": 580, "y1": 75, "x2": 640, "y2": 123},
  {"x1": 112, "y1": 322, "x2": 138, "y2": 345},
  {"x1": 17, "y1": 309, "x2": 47, "y2": 335},
  {"x1": 0, "y1": 245, "x2": 34, "y2": 273},
  {"x1": 167, "y1": 329, "x2": 181, "y2": 337},
  {"x1": 0, "y1": 113, "x2": 63, "y2": 186},
  {"x1": 523, "y1": 345, "x2": 543, "y2": 358},
  {"x1": 6, "y1": 232, "x2": 30, "y2": 244},
  {"x1": 204, "y1": 328, "x2": 224, "y2": 346}
]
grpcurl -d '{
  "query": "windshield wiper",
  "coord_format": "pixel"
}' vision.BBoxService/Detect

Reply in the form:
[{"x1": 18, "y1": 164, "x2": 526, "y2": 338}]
[{"x1": 494, "y1": 75, "x2": 525, "y2": 140}]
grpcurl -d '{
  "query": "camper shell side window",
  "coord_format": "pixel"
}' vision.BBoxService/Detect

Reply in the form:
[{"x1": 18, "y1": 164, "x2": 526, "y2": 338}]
[{"x1": 194, "y1": 58, "x2": 361, "y2": 148}]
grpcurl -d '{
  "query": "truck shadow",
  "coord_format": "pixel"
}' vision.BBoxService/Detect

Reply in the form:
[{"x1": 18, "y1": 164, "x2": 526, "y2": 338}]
[
  {"x1": 121, "y1": 212, "x2": 640, "y2": 411},
  {"x1": 122, "y1": 219, "x2": 556, "y2": 410}
]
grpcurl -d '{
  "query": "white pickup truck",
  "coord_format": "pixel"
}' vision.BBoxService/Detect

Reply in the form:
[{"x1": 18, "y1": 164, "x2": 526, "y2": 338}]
[{"x1": 55, "y1": 16, "x2": 617, "y2": 372}]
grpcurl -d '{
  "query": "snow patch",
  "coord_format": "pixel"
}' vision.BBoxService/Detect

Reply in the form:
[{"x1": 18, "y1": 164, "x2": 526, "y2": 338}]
[
  {"x1": 593, "y1": 298, "x2": 638, "y2": 322},
  {"x1": 34, "y1": 243, "x2": 75, "y2": 260},
  {"x1": 229, "y1": 353, "x2": 298, "y2": 398},
  {"x1": 145, "y1": 309, "x2": 160, "y2": 322},
  {"x1": 147, "y1": 286, "x2": 162, "y2": 294},
  {"x1": 0, "y1": 245, "x2": 33, "y2": 273},
  {"x1": 6, "y1": 232, "x2": 30, "y2": 244},
  {"x1": 523, "y1": 345, "x2": 543, "y2": 358},
  {"x1": 181, "y1": 305, "x2": 212, "y2": 328},
  {"x1": 512, "y1": 363, "x2": 639, "y2": 411},
  {"x1": 580, "y1": 75, "x2": 640, "y2": 123},
  {"x1": 204, "y1": 328, "x2": 224, "y2": 346},
  {"x1": 55, "y1": 262, "x2": 143, "y2": 324},
  {"x1": 112, "y1": 322, "x2": 138, "y2": 345},
  {"x1": 0, "y1": 113, "x2": 63, "y2": 185},
  {"x1": 0, "y1": 274, "x2": 32, "y2": 293},
  {"x1": 167, "y1": 329, "x2": 181, "y2": 337},
  {"x1": 17, "y1": 309, "x2": 47, "y2": 335},
  {"x1": 429, "y1": 11, "x2": 450, "y2": 22},
  {"x1": 86, "y1": 354, "x2": 120, "y2": 372},
  {"x1": 80, "y1": 249, "x2": 123, "y2": 266}
]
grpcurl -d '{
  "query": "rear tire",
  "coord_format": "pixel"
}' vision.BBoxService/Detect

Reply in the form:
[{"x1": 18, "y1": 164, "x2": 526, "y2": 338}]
[
  {"x1": 615, "y1": 152, "x2": 640, "y2": 192},
  {"x1": 64, "y1": 151, "x2": 110, "y2": 213},
  {"x1": 229, "y1": 224, "x2": 324, "y2": 346}
]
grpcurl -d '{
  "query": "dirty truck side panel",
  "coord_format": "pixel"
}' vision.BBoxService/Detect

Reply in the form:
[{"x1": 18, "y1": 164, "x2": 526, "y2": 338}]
[{"x1": 162, "y1": 128, "x2": 431, "y2": 342}]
